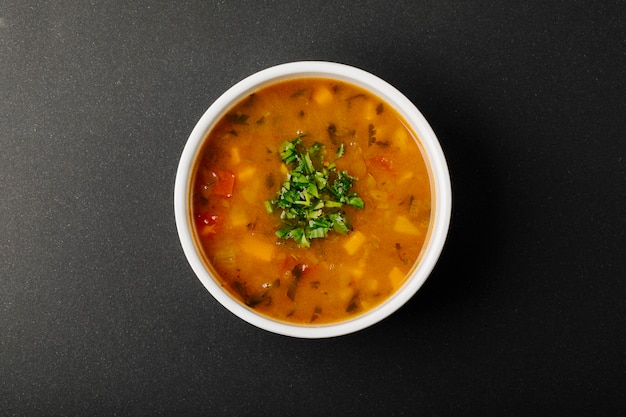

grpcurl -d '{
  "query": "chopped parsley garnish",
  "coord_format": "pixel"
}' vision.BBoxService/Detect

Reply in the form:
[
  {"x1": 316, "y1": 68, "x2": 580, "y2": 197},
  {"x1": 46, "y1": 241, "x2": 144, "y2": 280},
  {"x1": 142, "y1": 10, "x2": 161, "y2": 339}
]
[{"x1": 266, "y1": 135, "x2": 364, "y2": 247}]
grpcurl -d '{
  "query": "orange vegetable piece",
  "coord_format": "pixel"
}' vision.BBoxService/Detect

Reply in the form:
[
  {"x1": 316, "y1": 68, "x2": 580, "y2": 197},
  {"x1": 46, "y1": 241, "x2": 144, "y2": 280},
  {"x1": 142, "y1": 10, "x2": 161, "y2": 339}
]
[{"x1": 212, "y1": 170, "x2": 236, "y2": 197}]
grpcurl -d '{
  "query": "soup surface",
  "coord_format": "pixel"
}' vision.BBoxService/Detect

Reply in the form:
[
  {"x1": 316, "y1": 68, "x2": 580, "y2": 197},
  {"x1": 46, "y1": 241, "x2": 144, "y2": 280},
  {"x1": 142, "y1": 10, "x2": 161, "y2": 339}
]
[{"x1": 191, "y1": 78, "x2": 431, "y2": 324}]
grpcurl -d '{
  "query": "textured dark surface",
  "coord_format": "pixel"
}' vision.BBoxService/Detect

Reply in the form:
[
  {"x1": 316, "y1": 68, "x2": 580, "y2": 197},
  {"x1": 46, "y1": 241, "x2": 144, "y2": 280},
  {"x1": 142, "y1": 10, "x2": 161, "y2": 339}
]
[{"x1": 2, "y1": 1, "x2": 625, "y2": 415}]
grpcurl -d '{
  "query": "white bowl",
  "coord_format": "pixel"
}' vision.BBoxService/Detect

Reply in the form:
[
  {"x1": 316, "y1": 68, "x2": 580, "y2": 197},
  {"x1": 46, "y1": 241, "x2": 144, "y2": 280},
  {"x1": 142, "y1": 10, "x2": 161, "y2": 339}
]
[{"x1": 174, "y1": 61, "x2": 451, "y2": 338}]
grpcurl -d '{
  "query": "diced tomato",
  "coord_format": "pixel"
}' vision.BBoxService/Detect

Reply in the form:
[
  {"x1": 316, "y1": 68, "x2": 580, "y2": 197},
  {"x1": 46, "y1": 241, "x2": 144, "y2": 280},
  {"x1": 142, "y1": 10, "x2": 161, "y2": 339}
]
[
  {"x1": 211, "y1": 169, "x2": 236, "y2": 198},
  {"x1": 369, "y1": 155, "x2": 394, "y2": 170},
  {"x1": 195, "y1": 212, "x2": 220, "y2": 237},
  {"x1": 196, "y1": 212, "x2": 218, "y2": 226}
]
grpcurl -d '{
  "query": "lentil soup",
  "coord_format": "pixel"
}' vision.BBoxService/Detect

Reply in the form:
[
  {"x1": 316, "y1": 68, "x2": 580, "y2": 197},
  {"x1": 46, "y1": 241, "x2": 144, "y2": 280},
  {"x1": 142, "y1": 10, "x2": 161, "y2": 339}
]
[{"x1": 191, "y1": 78, "x2": 431, "y2": 325}]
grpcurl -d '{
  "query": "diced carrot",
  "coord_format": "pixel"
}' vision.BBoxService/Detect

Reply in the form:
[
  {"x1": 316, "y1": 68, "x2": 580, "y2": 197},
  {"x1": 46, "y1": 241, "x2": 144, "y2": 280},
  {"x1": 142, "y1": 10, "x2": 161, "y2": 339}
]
[
  {"x1": 393, "y1": 215, "x2": 421, "y2": 236},
  {"x1": 312, "y1": 86, "x2": 333, "y2": 105},
  {"x1": 343, "y1": 230, "x2": 366, "y2": 255},
  {"x1": 389, "y1": 267, "x2": 405, "y2": 290},
  {"x1": 236, "y1": 165, "x2": 256, "y2": 182},
  {"x1": 241, "y1": 235, "x2": 275, "y2": 262},
  {"x1": 363, "y1": 101, "x2": 377, "y2": 120}
]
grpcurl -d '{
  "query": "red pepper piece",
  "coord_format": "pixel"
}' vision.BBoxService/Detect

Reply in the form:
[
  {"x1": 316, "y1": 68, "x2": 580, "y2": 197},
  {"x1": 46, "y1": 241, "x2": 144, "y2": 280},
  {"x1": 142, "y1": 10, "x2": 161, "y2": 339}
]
[
  {"x1": 369, "y1": 155, "x2": 394, "y2": 170},
  {"x1": 195, "y1": 212, "x2": 219, "y2": 236},
  {"x1": 211, "y1": 170, "x2": 236, "y2": 198}
]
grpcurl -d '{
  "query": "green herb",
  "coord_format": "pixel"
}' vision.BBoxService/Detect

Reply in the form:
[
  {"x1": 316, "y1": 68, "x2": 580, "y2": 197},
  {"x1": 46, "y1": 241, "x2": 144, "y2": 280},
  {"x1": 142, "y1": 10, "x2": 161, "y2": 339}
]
[{"x1": 266, "y1": 135, "x2": 365, "y2": 247}]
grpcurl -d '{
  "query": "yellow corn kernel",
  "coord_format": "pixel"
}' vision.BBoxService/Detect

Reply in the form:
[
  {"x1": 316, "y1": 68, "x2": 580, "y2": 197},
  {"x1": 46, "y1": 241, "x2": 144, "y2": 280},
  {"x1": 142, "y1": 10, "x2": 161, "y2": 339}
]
[
  {"x1": 280, "y1": 163, "x2": 289, "y2": 175},
  {"x1": 312, "y1": 86, "x2": 333, "y2": 105},
  {"x1": 241, "y1": 235, "x2": 275, "y2": 262},
  {"x1": 343, "y1": 230, "x2": 366, "y2": 255},
  {"x1": 393, "y1": 215, "x2": 421, "y2": 236},
  {"x1": 389, "y1": 267, "x2": 405, "y2": 290}
]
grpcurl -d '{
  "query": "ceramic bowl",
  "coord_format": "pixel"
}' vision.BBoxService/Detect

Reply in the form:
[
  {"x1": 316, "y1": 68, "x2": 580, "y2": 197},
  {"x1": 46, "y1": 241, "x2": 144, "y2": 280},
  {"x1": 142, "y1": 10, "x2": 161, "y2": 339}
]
[{"x1": 174, "y1": 61, "x2": 451, "y2": 338}]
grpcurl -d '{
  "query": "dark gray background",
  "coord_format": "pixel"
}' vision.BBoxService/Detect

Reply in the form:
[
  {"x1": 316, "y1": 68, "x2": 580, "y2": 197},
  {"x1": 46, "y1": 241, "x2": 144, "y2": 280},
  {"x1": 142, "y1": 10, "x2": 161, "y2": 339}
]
[{"x1": 2, "y1": 1, "x2": 625, "y2": 415}]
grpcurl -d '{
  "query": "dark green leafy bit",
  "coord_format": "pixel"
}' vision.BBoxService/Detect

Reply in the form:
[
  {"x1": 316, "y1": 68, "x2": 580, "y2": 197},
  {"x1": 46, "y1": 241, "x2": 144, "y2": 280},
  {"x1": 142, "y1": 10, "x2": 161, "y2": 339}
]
[
  {"x1": 266, "y1": 135, "x2": 365, "y2": 247},
  {"x1": 243, "y1": 94, "x2": 256, "y2": 107},
  {"x1": 311, "y1": 306, "x2": 322, "y2": 322},
  {"x1": 346, "y1": 93, "x2": 366, "y2": 101},
  {"x1": 226, "y1": 113, "x2": 249, "y2": 125},
  {"x1": 346, "y1": 292, "x2": 361, "y2": 313},
  {"x1": 327, "y1": 123, "x2": 355, "y2": 145},
  {"x1": 395, "y1": 242, "x2": 408, "y2": 265},
  {"x1": 286, "y1": 264, "x2": 304, "y2": 301},
  {"x1": 368, "y1": 124, "x2": 376, "y2": 146},
  {"x1": 368, "y1": 123, "x2": 390, "y2": 147},
  {"x1": 291, "y1": 88, "x2": 309, "y2": 98},
  {"x1": 233, "y1": 280, "x2": 275, "y2": 307}
]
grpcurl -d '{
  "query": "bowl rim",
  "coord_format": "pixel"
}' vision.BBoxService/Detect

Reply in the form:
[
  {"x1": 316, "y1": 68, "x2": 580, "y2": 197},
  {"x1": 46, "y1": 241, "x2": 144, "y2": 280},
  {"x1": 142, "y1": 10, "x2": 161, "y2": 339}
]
[{"x1": 174, "y1": 61, "x2": 451, "y2": 338}]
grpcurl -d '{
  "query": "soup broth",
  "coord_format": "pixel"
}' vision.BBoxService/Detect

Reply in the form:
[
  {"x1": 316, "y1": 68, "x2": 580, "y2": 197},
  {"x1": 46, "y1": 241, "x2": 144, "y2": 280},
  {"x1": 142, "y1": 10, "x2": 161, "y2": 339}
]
[{"x1": 191, "y1": 78, "x2": 431, "y2": 324}]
